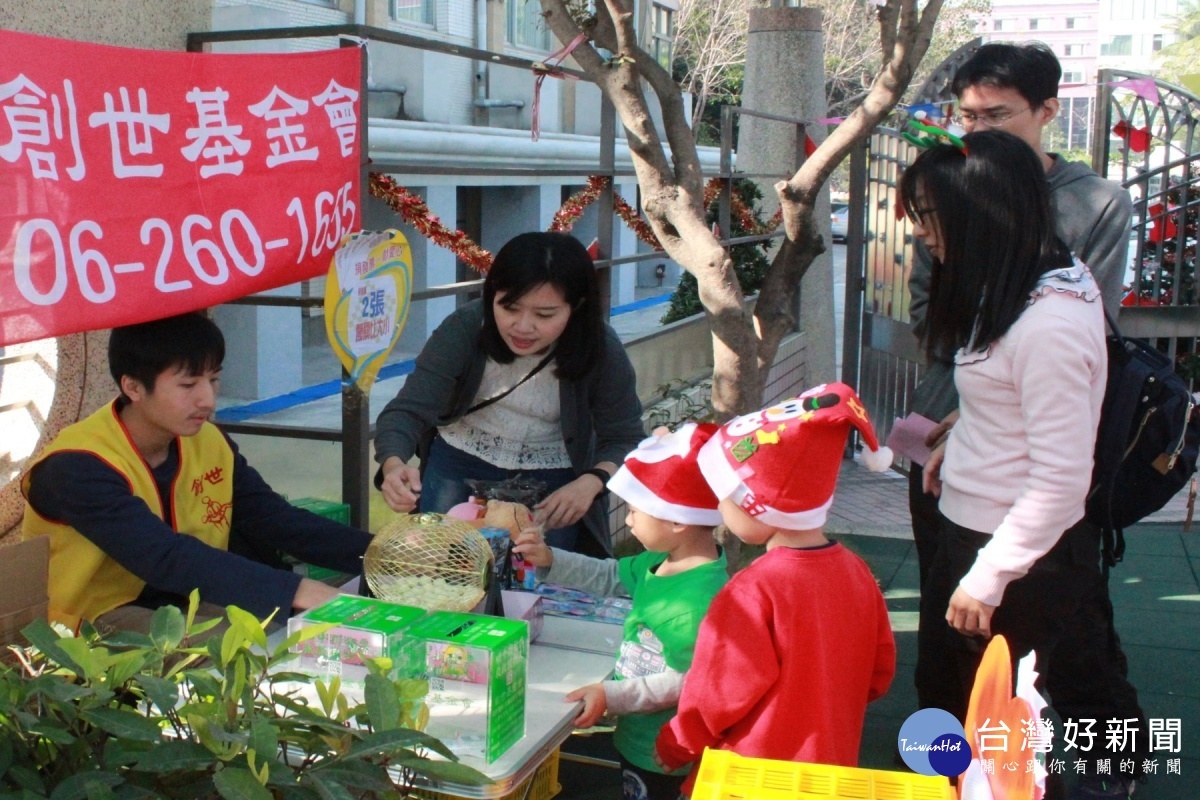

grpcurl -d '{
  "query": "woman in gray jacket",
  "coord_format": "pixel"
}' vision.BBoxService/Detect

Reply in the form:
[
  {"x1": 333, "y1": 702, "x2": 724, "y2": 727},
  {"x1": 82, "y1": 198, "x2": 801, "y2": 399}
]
[{"x1": 374, "y1": 232, "x2": 645, "y2": 555}]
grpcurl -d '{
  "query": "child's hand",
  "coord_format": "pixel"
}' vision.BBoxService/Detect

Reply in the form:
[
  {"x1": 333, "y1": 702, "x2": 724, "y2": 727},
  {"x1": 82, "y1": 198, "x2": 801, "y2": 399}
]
[
  {"x1": 512, "y1": 527, "x2": 553, "y2": 568},
  {"x1": 652, "y1": 745, "x2": 668, "y2": 772},
  {"x1": 565, "y1": 683, "x2": 608, "y2": 729}
]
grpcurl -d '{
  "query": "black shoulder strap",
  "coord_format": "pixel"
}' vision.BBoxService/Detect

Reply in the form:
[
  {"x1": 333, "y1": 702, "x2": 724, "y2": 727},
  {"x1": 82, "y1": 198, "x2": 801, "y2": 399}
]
[{"x1": 465, "y1": 351, "x2": 556, "y2": 416}]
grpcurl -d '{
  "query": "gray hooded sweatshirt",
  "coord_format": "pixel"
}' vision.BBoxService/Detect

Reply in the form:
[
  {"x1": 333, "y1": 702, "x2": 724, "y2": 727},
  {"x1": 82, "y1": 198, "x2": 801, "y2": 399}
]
[{"x1": 908, "y1": 154, "x2": 1134, "y2": 421}]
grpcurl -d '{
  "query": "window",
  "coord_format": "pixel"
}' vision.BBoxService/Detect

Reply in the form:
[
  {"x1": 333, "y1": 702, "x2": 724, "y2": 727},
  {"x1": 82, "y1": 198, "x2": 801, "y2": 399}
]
[
  {"x1": 1029, "y1": 17, "x2": 1045, "y2": 29},
  {"x1": 1111, "y1": 0, "x2": 1134, "y2": 19},
  {"x1": 1101, "y1": 34, "x2": 1132, "y2": 55},
  {"x1": 1064, "y1": 43, "x2": 1084, "y2": 56},
  {"x1": 1152, "y1": 33, "x2": 1164, "y2": 51},
  {"x1": 1066, "y1": 16, "x2": 1079, "y2": 28},
  {"x1": 1062, "y1": 71, "x2": 1084, "y2": 83},
  {"x1": 391, "y1": 0, "x2": 434, "y2": 24},
  {"x1": 993, "y1": 19, "x2": 1004, "y2": 30},
  {"x1": 651, "y1": 4, "x2": 675, "y2": 71},
  {"x1": 507, "y1": 0, "x2": 552, "y2": 50}
]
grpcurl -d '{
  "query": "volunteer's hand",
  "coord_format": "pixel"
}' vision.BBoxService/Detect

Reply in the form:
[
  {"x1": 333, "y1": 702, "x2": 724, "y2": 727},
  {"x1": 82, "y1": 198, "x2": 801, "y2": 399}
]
[
  {"x1": 925, "y1": 408, "x2": 960, "y2": 450},
  {"x1": 292, "y1": 578, "x2": 340, "y2": 611},
  {"x1": 922, "y1": 442, "x2": 946, "y2": 498},
  {"x1": 946, "y1": 586, "x2": 995, "y2": 638},
  {"x1": 535, "y1": 474, "x2": 605, "y2": 531},
  {"x1": 566, "y1": 683, "x2": 608, "y2": 729},
  {"x1": 380, "y1": 457, "x2": 422, "y2": 513},
  {"x1": 513, "y1": 527, "x2": 553, "y2": 568}
]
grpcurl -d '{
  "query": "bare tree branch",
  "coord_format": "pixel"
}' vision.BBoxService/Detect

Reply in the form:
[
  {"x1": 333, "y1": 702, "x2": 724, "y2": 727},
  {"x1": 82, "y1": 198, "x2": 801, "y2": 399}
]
[{"x1": 539, "y1": 0, "x2": 948, "y2": 414}]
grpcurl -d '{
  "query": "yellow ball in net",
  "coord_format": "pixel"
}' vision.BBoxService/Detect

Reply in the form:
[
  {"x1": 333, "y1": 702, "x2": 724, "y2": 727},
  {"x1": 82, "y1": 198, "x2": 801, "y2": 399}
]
[{"x1": 364, "y1": 512, "x2": 493, "y2": 612}]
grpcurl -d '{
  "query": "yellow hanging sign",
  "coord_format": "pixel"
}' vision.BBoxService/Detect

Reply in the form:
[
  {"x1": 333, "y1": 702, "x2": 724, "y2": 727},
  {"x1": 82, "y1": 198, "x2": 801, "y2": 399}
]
[{"x1": 324, "y1": 229, "x2": 413, "y2": 394}]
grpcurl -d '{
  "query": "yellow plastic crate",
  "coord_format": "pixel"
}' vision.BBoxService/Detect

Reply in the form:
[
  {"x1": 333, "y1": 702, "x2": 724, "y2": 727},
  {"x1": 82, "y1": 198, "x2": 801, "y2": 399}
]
[
  {"x1": 412, "y1": 747, "x2": 560, "y2": 800},
  {"x1": 691, "y1": 749, "x2": 955, "y2": 800}
]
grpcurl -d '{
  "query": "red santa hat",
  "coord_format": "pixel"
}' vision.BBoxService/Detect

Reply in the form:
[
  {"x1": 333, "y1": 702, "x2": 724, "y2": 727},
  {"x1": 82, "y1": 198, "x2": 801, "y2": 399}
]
[
  {"x1": 697, "y1": 382, "x2": 893, "y2": 530},
  {"x1": 607, "y1": 422, "x2": 724, "y2": 526}
]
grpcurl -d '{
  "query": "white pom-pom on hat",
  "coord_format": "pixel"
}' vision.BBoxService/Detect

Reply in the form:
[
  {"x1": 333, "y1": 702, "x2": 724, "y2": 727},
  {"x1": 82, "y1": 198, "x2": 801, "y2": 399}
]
[{"x1": 863, "y1": 444, "x2": 894, "y2": 472}]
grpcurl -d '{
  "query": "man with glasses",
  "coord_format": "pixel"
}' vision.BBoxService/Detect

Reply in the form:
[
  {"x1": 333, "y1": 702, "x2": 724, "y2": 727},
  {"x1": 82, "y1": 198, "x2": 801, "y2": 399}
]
[{"x1": 907, "y1": 43, "x2": 1140, "y2": 800}]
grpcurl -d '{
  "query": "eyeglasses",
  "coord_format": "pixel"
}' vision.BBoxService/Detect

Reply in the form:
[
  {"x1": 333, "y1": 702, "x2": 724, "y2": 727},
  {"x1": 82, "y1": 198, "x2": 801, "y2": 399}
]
[
  {"x1": 906, "y1": 204, "x2": 936, "y2": 224},
  {"x1": 951, "y1": 105, "x2": 1034, "y2": 128}
]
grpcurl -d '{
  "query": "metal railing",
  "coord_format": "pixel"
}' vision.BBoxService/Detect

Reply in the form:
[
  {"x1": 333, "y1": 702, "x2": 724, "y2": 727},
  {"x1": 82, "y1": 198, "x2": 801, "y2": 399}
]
[{"x1": 186, "y1": 24, "x2": 773, "y2": 533}]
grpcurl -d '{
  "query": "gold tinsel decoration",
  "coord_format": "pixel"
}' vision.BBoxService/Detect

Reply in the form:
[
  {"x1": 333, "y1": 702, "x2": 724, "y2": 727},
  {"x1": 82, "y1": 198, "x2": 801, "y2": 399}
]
[{"x1": 364, "y1": 513, "x2": 493, "y2": 612}]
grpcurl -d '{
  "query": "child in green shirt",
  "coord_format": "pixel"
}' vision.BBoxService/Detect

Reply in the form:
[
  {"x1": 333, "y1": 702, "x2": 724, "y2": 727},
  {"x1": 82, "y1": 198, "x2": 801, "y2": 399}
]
[{"x1": 515, "y1": 423, "x2": 727, "y2": 800}]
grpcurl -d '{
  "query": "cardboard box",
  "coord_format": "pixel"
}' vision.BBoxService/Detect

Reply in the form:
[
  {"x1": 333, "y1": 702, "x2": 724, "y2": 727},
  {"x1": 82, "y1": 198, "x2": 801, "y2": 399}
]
[
  {"x1": 0, "y1": 537, "x2": 49, "y2": 648},
  {"x1": 398, "y1": 611, "x2": 528, "y2": 762},
  {"x1": 501, "y1": 590, "x2": 543, "y2": 643},
  {"x1": 287, "y1": 595, "x2": 426, "y2": 684},
  {"x1": 285, "y1": 498, "x2": 355, "y2": 586},
  {"x1": 290, "y1": 497, "x2": 352, "y2": 526}
]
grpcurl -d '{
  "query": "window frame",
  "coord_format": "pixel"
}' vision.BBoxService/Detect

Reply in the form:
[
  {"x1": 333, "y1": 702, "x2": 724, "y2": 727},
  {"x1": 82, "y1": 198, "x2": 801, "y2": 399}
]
[
  {"x1": 507, "y1": 0, "x2": 552, "y2": 52},
  {"x1": 390, "y1": 0, "x2": 436, "y2": 27}
]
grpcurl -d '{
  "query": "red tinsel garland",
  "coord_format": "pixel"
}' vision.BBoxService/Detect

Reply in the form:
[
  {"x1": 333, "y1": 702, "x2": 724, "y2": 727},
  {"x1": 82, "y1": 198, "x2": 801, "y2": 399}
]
[
  {"x1": 369, "y1": 173, "x2": 494, "y2": 274},
  {"x1": 549, "y1": 176, "x2": 607, "y2": 232},
  {"x1": 702, "y1": 177, "x2": 783, "y2": 236},
  {"x1": 370, "y1": 172, "x2": 782, "y2": 271},
  {"x1": 611, "y1": 190, "x2": 663, "y2": 250},
  {"x1": 550, "y1": 176, "x2": 662, "y2": 251}
]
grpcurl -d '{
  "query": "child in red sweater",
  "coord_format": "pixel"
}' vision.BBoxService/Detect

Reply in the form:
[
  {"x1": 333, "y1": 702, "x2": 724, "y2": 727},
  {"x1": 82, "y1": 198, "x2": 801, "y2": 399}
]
[{"x1": 655, "y1": 382, "x2": 897, "y2": 793}]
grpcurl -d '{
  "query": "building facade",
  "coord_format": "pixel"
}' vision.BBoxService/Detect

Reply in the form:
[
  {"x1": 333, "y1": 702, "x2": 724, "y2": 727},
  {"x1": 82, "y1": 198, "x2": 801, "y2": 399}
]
[
  {"x1": 201, "y1": 0, "x2": 710, "y2": 401},
  {"x1": 979, "y1": 0, "x2": 1101, "y2": 152}
]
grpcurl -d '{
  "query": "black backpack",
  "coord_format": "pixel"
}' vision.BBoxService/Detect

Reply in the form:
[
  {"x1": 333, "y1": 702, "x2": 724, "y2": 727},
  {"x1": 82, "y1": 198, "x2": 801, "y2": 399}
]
[{"x1": 1086, "y1": 313, "x2": 1200, "y2": 565}]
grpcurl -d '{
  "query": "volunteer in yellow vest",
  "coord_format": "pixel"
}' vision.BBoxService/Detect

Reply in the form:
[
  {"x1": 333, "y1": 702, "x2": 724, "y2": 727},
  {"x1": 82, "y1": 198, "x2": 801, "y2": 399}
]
[{"x1": 22, "y1": 312, "x2": 372, "y2": 632}]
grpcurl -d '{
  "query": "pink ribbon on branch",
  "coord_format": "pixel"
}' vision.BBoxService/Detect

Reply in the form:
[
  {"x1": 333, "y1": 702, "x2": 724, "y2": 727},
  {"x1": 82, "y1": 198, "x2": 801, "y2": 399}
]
[{"x1": 531, "y1": 32, "x2": 588, "y2": 141}]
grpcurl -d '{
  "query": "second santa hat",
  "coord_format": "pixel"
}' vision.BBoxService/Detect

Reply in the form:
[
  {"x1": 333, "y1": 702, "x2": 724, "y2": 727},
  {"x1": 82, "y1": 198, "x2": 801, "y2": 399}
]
[
  {"x1": 697, "y1": 382, "x2": 893, "y2": 530},
  {"x1": 607, "y1": 422, "x2": 723, "y2": 526}
]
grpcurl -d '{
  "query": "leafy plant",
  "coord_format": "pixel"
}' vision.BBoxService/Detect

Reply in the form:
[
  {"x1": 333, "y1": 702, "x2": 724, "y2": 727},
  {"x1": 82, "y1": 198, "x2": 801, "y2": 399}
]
[
  {"x1": 661, "y1": 180, "x2": 771, "y2": 325},
  {"x1": 644, "y1": 379, "x2": 716, "y2": 430},
  {"x1": 0, "y1": 592, "x2": 490, "y2": 799}
]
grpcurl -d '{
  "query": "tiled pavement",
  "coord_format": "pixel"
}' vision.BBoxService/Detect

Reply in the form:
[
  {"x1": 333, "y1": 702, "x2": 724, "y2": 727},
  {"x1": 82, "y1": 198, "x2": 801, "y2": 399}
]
[{"x1": 559, "y1": 460, "x2": 1200, "y2": 799}]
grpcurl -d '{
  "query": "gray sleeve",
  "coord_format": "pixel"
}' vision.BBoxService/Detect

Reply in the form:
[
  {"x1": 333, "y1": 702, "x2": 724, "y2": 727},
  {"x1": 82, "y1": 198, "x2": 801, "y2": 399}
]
[
  {"x1": 539, "y1": 548, "x2": 628, "y2": 597},
  {"x1": 373, "y1": 307, "x2": 476, "y2": 466},
  {"x1": 589, "y1": 328, "x2": 646, "y2": 466},
  {"x1": 603, "y1": 667, "x2": 686, "y2": 716},
  {"x1": 908, "y1": 242, "x2": 934, "y2": 339},
  {"x1": 1076, "y1": 188, "x2": 1134, "y2": 319}
]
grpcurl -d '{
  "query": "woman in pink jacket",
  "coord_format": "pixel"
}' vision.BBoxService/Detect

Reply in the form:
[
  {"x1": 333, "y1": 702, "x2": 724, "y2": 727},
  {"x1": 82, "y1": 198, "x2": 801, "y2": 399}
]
[{"x1": 905, "y1": 130, "x2": 1144, "y2": 799}]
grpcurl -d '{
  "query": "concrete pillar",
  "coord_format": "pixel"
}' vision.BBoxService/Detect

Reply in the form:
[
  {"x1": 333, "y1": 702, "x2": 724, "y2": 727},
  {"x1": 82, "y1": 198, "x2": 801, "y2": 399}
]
[
  {"x1": 360, "y1": 184, "x2": 456, "y2": 354},
  {"x1": 214, "y1": 290, "x2": 302, "y2": 401},
  {"x1": 612, "y1": 180, "x2": 640, "y2": 307},
  {"x1": 739, "y1": 7, "x2": 837, "y2": 384}
]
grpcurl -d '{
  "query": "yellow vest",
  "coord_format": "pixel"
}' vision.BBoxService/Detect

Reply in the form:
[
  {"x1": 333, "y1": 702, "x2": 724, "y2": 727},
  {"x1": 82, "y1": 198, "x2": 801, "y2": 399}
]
[{"x1": 22, "y1": 401, "x2": 236, "y2": 630}]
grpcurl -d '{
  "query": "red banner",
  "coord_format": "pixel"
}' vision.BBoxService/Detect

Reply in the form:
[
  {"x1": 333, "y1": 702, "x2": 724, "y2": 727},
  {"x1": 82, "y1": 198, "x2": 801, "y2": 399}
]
[{"x1": 0, "y1": 29, "x2": 362, "y2": 345}]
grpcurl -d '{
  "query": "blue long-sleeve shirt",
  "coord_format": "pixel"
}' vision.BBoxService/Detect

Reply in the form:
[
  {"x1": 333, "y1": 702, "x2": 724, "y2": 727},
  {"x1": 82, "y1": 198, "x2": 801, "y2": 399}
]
[{"x1": 26, "y1": 434, "x2": 371, "y2": 620}]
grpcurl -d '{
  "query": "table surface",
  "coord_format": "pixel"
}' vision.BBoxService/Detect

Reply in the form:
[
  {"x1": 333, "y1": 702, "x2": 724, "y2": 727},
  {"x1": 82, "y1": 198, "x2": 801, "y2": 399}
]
[
  {"x1": 460, "y1": 616, "x2": 618, "y2": 795},
  {"x1": 272, "y1": 612, "x2": 620, "y2": 798}
]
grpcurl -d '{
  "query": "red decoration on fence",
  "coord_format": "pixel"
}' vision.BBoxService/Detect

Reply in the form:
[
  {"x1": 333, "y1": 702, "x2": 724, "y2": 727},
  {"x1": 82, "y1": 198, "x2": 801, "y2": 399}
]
[
  {"x1": 550, "y1": 176, "x2": 606, "y2": 232},
  {"x1": 1147, "y1": 202, "x2": 1179, "y2": 244},
  {"x1": 1112, "y1": 120, "x2": 1152, "y2": 153},
  {"x1": 371, "y1": 172, "x2": 786, "y2": 270},
  {"x1": 368, "y1": 173, "x2": 494, "y2": 274}
]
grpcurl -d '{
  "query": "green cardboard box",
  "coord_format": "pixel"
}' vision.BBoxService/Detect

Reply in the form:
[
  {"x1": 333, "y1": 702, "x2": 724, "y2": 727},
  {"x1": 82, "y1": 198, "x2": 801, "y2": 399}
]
[
  {"x1": 285, "y1": 497, "x2": 355, "y2": 585},
  {"x1": 289, "y1": 497, "x2": 352, "y2": 526},
  {"x1": 398, "y1": 611, "x2": 528, "y2": 762},
  {"x1": 287, "y1": 596, "x2": 426, "y2": 684}
]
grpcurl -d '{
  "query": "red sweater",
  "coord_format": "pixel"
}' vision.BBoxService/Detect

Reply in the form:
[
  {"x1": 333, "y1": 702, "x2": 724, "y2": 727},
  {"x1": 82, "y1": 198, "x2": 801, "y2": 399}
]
[{"x1": 656, "y1": 544, "x2": 895, "y2": 791}]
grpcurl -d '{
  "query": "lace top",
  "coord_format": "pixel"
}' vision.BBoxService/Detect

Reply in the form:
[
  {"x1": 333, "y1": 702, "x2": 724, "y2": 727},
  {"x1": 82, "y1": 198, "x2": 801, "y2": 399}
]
[{"x1": 439, "y1": 354, "x2": 573, "y2": 470}]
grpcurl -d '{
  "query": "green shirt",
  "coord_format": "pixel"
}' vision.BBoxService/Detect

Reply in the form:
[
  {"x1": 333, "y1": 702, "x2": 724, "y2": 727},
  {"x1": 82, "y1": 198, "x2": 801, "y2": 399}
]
[{"x1": 613, "y1": 549, "x2": 728, "y2": 773}]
